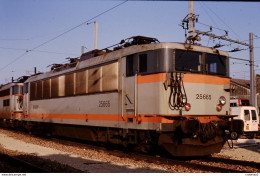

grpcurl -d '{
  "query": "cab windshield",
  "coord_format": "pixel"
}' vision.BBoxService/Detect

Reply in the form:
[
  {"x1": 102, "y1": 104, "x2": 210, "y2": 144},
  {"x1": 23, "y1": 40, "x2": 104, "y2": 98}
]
[
  {"x1": 174, "y1": 49, "x2": 228, "y2": 77},
  {"x1": 175, "y1": 50, "x2": 201, "y2": 72},
  {"x1": 206, "y1": 54, "x2": 226, "y2": 76}
]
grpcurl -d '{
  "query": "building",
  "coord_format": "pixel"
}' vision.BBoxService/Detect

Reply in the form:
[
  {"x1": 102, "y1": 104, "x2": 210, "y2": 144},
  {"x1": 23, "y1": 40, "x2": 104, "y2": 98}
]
[{"x1": 230, "y1": 74, "x2": 260, "y2": 109}]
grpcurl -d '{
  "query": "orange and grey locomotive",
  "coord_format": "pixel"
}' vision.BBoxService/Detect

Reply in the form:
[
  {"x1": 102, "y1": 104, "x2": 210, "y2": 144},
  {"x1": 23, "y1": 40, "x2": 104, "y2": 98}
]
[{"x1": 0, "y1": 36, "x2": 243, "y2": 156}]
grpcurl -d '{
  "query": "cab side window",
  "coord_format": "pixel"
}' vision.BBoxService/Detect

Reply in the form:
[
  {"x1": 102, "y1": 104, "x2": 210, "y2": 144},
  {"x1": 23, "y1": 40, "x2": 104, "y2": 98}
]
[
  {"x1": 3, "y1": 99, "x2": 10, "y2": 107},
  {"x1": 244, "y1": 110, "x2": 250, "y2": 121},
  {"x1": 251, "y1": 110, "x2": 257, "y2": 121},
  {"x1": 139, "y1": 54, "x2": 147, "y2": 73},
  {"x1": 126, "y1": 55, "x2": 135, "y2": 77}
]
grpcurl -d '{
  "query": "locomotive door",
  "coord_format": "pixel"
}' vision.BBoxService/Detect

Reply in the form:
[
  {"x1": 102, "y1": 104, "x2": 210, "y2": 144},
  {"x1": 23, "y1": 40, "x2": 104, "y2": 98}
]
[
  {"x1": 122, "y1": 56, "x2": 136, "y2": 122},
  {"x1": 124, "y1": 76, "x2": 136, "y2": 119}
]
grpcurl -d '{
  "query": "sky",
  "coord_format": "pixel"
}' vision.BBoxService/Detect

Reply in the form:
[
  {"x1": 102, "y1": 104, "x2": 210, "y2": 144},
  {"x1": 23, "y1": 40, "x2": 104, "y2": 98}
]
[{"x1": 1, "y1": 0, "x2": 260, "y2": 84}]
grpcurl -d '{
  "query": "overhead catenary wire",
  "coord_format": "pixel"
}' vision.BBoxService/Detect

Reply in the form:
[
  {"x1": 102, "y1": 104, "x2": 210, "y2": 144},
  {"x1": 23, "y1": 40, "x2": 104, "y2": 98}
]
[
  {"x1": 231, "y1": 62, "x2": 248, "y2": 65},
  {"x1": 0, "y1": 52, "x2": 29, "y2": 71},
  {"x1": 198, "y1": 2, "x2": 220, "y2": 29},
  {"x1": 200, "y1": 2, "x2": 241, "y2": 40},
  {"x1": 253, "y1": 59, "x2": 260, "y2": 62},
  {"x1": 239, "y1": 36, "x2": 260, "y2": 43},
  {"x1": 30, "y1": 0, "x2": 128, "y2": 52},
  {"x1": 195, "y1": 4, "x2": 228, "y2": 34},
  {"x1": 0, "y1": 38, "x2": 29, "y2": 41},
  {"x1": 232, "y1": 70, "x2": 249, "y2": 74},
  {"x1": 231, "y1": 61, "x2": 259, "y2": 68},
  {"x1": 0, "y1": 46, "x2": 78, "y2": 56},
  {"x1": 229, "y1": 56, "x2": 250, "y2": 62},
  {"x1": 252, "y1": 36, "x2": 260, "y2": 40},
  {"x1": 197, "y1": 21, "x2": 228, "y2": 33},
  {"x1": 0, "y1": 0, "x2": 128, "y2": 72}
]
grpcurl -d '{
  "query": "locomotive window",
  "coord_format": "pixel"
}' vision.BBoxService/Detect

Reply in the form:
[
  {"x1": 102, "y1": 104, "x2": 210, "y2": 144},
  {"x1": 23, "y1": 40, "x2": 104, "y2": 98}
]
[
  {"x1": 12, "y1": 86, "x2": 19, "y2": 95},
  {"x1": 76, "y1": 70, "x2": 87, "y2": 95},
  {"x1": 206, "y1": 54, "x2": 226, "y2": 75},
  {"x1": 102, "y1": 62, "x2": 119, "y2": 92},
  {"x1": 12, "y1": 85, "x2": 23, "y2": 95},
  {"x1": 175, "y1": 50, "x2": 201, "y2": 72},
  {"x1": 251, "y1": 110, "x2": 257, "y2": 121},
  {"x1": 244, "y1": 110, "x2": 250, "y2": 121},
  {"x1": 126, "y1": 55, "x2": 135, "y2": 77},
  {"x1": 65, "y1": 73, "x2": 75, "y2": 96},
  {"x1": 36, "y1": 81, "x2": 43, "y2": 100},
  {"x1": 21, "y1": 86, "x2": 23, "y2": 94},
  {"x1": 30, "y1": 82, "x2": 36, "y2": 100},
  {"x1": 3, "y1": 99, "x2": 10, "y2": 107},
  {"x1": 0, "y1": 88, "x2": 10, "y2": 97},
  {"x1": 59, "y1": 76, "x2": 65, "y2": 97},
  {"x1": 88, "y1": 68, "x2": 101, "y2": 93},
  {"x1": 43, "y1": 79, "x2": 51, "y2": 99},
  {"x1": 139, "y1": 54, "x2": 147, "y2": 73},
  {"x1": 51, "y1": 77, "x2": 59, "y2": 98},
  {"x1": 23, "y1": 83, "x2": 28, "y2": 94},
  {"x1": 12, "y1": 86, "x2": 17, "y2": 95}
]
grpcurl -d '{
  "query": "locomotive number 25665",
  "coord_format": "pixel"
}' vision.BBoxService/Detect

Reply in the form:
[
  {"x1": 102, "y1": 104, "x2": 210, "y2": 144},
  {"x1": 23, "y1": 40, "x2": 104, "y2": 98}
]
[
  {"x1": 99, "y1": 100, "x2": 110, "y2": 107},
  {"x1": 196, "y1": 94, "x2": 211, "y2": 100}
]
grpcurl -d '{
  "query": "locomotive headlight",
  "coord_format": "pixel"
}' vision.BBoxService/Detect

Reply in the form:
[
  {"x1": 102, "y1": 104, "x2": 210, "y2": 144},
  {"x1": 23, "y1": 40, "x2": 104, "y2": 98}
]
[
  {"x1": 182, "y1": 97, "x2": 187, "y2": 104},
  {"x1": 219, "y1": 96, "x2": 226, "y2": 105}
]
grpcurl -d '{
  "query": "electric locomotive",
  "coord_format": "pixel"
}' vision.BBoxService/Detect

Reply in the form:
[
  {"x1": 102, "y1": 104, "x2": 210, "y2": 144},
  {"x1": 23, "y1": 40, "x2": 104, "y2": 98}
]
[{"x1": 0, "y1": 36, "x2": 243, "y2": 156}]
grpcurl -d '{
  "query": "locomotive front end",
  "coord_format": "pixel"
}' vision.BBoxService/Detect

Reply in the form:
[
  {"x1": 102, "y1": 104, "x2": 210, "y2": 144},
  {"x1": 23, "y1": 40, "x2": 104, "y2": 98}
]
[
  {"x1": 159, "y1": 73, "x2": 244, "y2": 156},
  {"x1": 157, "y1": 45, "x2": 244, "y2": 156},
  {"x1": 134, "y1": 43, "x2": 243, "y2": 156}
]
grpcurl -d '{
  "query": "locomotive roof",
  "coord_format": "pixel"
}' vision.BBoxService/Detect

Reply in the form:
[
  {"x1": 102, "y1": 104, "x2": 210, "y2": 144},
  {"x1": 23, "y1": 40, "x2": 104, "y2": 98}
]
[
  {"x1": 0, "y1": 82, "x2": 23, "y2": 91},
  {"x1": 26, "y1": 41, "x2": 229, "y2": 83}
]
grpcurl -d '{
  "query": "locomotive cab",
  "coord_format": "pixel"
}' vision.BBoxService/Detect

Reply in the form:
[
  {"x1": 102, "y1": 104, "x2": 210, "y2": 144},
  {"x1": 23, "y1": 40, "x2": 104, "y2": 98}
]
[
  {"x1": 0, "y1": 83, "x2": 24, "y2": 121},
  {"x1": 121, "y1": 42, "x2": 243, "y2": 156},
  {"x1": 11, "y1": 84, "x2": 24, "y2": 113}
]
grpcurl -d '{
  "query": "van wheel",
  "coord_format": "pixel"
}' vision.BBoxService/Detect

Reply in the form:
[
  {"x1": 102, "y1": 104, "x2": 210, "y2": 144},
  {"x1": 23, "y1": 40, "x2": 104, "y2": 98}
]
[
  {"x1": 246, "y1": 133, "x2": 256, "y2": 139},
  {"x1": 230, "y1": 132, "x2": 238, "y2": 140}
]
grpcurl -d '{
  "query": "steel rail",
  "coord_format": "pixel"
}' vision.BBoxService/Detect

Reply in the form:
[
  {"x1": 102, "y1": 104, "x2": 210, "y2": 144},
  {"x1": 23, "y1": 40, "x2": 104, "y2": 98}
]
[{"x1": 0, "y1": 151, "x2": 49, "y2": 173}]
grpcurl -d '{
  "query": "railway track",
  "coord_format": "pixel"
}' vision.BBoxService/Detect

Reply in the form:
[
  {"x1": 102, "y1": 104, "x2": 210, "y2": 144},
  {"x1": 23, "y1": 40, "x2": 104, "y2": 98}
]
[
  {"x1": 0, "y1": 127, "x2": 259, "y2": 173},
  {"x1": 0, "y1": 151, "x2": 48, "y2": 173},
  {"x1": 49, "y1": 136, "x2": 260, "y2": 173},
  {"x1": 106, "y1": 148, "x2": 260, "y2": 173}
]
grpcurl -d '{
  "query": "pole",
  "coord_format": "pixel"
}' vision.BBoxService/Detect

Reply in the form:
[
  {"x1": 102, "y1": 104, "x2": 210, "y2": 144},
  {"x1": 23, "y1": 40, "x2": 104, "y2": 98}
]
[
  {"x1": 188, "y1": 1, "x2": 195, "y2": 41},
  {"x1": 249, "y1": 32, "x2": 256, "y2": 107},
  {"x1": 81, "y1": 46, "x2": 84, "y2": 54},
  {"x1": 94, "y1": 21, "x2": 98, "y2": 50}
]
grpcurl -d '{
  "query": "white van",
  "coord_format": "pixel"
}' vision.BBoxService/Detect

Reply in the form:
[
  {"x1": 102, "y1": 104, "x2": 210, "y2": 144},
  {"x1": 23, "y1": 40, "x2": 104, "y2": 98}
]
[{"x1": 230, "y1": 106, "x2": 259, "y2": 139}]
